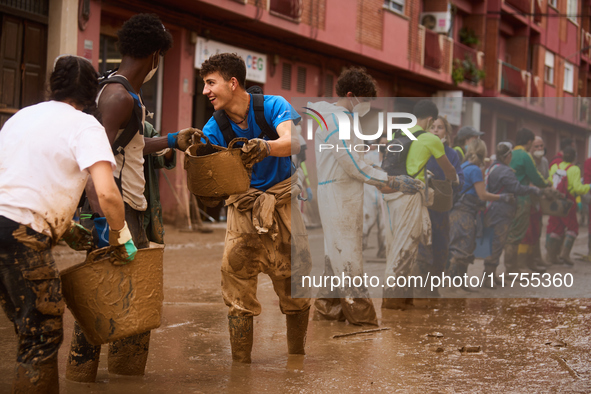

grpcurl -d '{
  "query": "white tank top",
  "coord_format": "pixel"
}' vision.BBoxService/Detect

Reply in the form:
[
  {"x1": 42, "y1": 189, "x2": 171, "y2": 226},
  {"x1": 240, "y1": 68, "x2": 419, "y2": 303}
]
[{"x1": 97, "y1": 75, "x2": 147, "y2": 211}]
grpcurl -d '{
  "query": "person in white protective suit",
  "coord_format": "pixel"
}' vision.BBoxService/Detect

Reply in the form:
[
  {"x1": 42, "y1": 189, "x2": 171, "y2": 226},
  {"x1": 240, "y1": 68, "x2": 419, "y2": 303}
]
[
  {"x1": 381, "y1": 100, "x2": 457, "y2": 310},
  {"x1": 310, "y1": 68, "x2": 424, "y2": 325},
  {"x1": 362, "y1": 136, "x2": 388, "y2": 258}
]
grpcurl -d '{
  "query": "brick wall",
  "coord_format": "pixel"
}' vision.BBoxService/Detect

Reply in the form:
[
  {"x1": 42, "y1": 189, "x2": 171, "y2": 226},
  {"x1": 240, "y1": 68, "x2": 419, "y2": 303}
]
[
  {"x1": 356, "y1": 0, "x2": 383, "y2": 50},
  {"x1": 484, "y1": 16, "x2": 500, "y2": 90},
  {"x1": 408, "y1": 0, "x2": 422, "y2": 63},
  {"x1": 301, "y1": 0, "x2": 326, "y2": 30}
]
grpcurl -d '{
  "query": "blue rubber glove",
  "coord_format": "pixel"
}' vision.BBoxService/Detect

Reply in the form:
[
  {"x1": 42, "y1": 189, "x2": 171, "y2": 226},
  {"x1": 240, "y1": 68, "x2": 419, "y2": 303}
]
[
  {"x1": 93, "y1": 217, "x2": 110, "y2": 248},
  {"x1": 306, "y1": 187, "x2": 313, "y2": 201},
  {"x1": 168, "y1": 128, "x2": 201, "y2": 151},
  {"x1": 167, "y1": 132, "x2": 179, "y2": 149},
  {"x1": 109, "y1": 222, "x2": 137, "y2": 264}
]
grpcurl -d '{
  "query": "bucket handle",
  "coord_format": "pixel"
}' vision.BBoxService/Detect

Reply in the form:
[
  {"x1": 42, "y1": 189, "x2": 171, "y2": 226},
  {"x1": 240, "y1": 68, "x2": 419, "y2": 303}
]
[
  {"x1": 191, "y1": 135, "x2": 247, "y2": 151},
  {"x1": 85, "y1": 246, "x2": 122, "y2": 266},
  {"x1": 228, "y1": 137, "x2": 248, "y2": 150}
]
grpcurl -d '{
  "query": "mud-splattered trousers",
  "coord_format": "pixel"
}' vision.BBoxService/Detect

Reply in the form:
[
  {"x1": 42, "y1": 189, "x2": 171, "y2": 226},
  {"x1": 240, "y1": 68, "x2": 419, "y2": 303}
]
[
  {"x1": 415, "y1": 209, "x2": 450, "y2": 275},
  {"x1": 383, "y1": 190, "x2": 432, "y2": 299},
  {"x1": 68, "y1": 203, "x2": 151, "y2": 377},
  {"x1": 547, "y1": 194, "x2": 579, "y2": 237},
  {"x1": 362, "y1": 183, "x2": 386, "y2": 258},
  {"x1": 482, "y1": 203, "x2": 516, "y2": 269},
  {"x1": 521, "y1": 204, "x2": 543, "y2": 245},
  {"x1": 506, "y1": 196, "x2": 532, "y2": 245},
  {"x1": 314, "y1": 179, "x2": 379, "y2": 325},
  {"x1": 0, "y1": 216, "x2": 64, "y2": 392},
  {"x1": 448, "y1": 196, "x2": 482, "y2": 268},
  {"x1": 222, "y1": 176, "x2": 311, "y2": 317}
]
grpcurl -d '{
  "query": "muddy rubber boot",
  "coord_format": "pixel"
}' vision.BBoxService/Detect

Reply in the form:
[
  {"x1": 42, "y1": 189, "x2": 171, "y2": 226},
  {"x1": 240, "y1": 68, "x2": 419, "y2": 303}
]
[
  {"x1": 382, "y1": 286, "x2": 413, "y2": 310},
  {"x1": 559, "y1": 235, "x2": 576, "y2": 267},
  {"x1": 545, "y1": 234, "x2": 562, "y2": 265},
  {"x1": 108, "y1": 331, "x2": 151, "y2": 375},
  {"x1": 286, "y1": 309, "x2": 309, "y2": 355},
  {"x1": 503, "y1": 244, "x2": 519, "y2": 273},
  {"x1": 312, "y1": 298, "x2": 345, "y2": 321},
  {"x1": 66, "y1": 321, "x2": 100, "y2": 382},
  {"x1": 483, "y1": 264, "x2": 503, "y2": 287},
  {"x1": 228, "y1": 316, "x2": 254, "y2": 363},
  {"x1": 517, "y1": 247, "x2": 545, "y2": 273},
  {"x1": 532, "y1": 241, "x2": 550, "y2": 268},
  {"x1": 13, "y1": 357, "x2": 59, "y2": 394}
]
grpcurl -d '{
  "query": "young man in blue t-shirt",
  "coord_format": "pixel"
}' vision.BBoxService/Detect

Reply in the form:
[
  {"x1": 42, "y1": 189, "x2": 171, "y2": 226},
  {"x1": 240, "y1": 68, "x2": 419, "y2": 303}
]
[{"x1": 199, "y1": 53, "x2": 310, "y2": 363}]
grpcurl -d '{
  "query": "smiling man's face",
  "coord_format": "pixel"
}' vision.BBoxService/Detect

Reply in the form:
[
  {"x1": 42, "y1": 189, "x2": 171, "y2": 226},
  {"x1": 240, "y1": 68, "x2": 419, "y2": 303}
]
[{"x1": 202, "y1": 71, "x2": 234, "y2": 111}]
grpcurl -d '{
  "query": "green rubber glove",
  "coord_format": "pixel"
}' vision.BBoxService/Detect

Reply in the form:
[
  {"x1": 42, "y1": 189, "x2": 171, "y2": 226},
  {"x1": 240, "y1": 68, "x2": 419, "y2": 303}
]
[
  {"x1": 62, "y1": 221, "x2": 93, "y2": 251},
  {"x1": 109, "y1": 222, "x2": 138, "y2": 264}
]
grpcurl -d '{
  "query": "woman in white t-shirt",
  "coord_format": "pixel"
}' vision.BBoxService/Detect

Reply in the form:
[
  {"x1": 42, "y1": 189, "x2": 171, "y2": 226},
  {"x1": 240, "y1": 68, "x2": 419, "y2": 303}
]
[{"x1": 0, "y1": 55, "x2": 136, "y2": 393}]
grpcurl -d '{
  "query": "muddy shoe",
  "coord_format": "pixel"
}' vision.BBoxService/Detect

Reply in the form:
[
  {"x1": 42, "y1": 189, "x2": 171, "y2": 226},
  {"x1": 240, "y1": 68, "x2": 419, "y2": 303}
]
[
  {"x1": 558, "y1": 235, "x2": 576, "y2": 267},
  {"x1": 286, "y1": 309, "x2": 309, "y2": 355},
  {"x1": 545, "y1": 234, "x2": 562, "y2": 265},
  {"x1": 228, "y1": 316, "x2": 254, "y2": 363}
]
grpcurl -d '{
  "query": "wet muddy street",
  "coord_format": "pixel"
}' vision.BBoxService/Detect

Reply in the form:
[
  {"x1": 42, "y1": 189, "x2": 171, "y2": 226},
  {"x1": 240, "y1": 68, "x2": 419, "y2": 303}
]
[{"x1": 1, "y1": 224, "x2": 591, "y2": 393}]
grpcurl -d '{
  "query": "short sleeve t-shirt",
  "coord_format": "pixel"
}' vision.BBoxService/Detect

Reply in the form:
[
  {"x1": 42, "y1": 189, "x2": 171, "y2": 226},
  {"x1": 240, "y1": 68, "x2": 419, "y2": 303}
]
[
  {"x1": 202, "y1": 94, "x2": 301, "y2": 191},
  {"x1": 0, "y1": 101, "x2": 115, "y2": 241},
  {"x1": 460, "y1": 162, "x2": 483, "y2": 196},
  {"x1": 405, "y1": 125, "x2": 446, "y2": 182}
]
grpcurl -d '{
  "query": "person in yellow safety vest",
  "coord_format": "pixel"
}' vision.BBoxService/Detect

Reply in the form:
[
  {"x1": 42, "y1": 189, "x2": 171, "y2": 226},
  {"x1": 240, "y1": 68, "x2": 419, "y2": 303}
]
[{"x1": 546, "y1": 147, "x2": 591, "y2": 266}]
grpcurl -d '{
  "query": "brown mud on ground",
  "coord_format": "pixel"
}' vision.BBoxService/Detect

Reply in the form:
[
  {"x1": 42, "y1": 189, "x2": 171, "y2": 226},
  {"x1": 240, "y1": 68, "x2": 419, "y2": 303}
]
[{"x1": 0, "y1": 225, "x2": 590, "y2": 393}]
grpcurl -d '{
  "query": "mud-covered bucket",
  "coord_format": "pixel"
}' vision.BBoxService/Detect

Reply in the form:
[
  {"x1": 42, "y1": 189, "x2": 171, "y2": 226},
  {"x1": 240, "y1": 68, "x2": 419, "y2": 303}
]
[
  {"x1": 540, "y1": 197, "x2": 574, "y2": 217},
  {"x1": 184, "y1": 136, "x2": 251, "y2": 198},
  {"x1": 60, "y1": 243, "x2": 164, "y2": 346},
  {"x1": 429, "y1": 178, "x2": 454, "y2": 212}
]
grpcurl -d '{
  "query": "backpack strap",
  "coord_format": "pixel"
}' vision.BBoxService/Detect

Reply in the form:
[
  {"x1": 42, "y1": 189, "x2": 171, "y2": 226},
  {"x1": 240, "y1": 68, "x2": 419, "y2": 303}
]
[
  {"x1": 213, "y1": 93, "x2": 280, "y2": 146},
  {"x1": 99, "y1": 74, "x2": 144, "y2": 156},
  {"x1": 407, "y1": 130, "x2": 427, "y2": 178},
  {"x1": 251, "y1": 93, "x2": 279, "y2": 140},
  {"x1": 213, "y1": 110, "x2": 236, "y2": 147}
]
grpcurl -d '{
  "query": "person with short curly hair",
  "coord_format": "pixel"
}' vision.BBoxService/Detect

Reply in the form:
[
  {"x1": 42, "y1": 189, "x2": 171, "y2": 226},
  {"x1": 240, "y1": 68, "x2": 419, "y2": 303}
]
[
  {"x1": 308, "y1": 68, "x2": 423, "y2": 322},
  {"x1": 199, "y1": 52, "x2": 246, "y2": 88},
  {"x1": 199, "y1": 52, "x2": 313, "y2": 363},
  {"x1": 334, "y1": 67, "x2": 378, "y2": 98},
  {"x1": 66, "y1": 13, "x2": 196, "y2": 382},
  {"x1": 0, "y1": 55, "x2": 134, "y2": 393},
  {"x1": 117, "y1": 13, "x2": 173, "y2": 59}
]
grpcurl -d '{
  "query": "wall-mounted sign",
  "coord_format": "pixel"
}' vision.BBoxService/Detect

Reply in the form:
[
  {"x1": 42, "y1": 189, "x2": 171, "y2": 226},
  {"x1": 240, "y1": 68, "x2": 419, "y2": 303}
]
[{"x1": 195, "y1": 37, "x2": 267, "y2": 84}]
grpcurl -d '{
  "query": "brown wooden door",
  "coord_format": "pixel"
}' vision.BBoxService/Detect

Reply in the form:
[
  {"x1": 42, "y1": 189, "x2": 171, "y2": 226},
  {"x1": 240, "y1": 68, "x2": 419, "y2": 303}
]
[
  {"x1": 0, "y1": 15, "x2": 24, "y2": 109},
  {"x1": 21, "y1": 20, "x2": 46, "y2": 107},
  {"x1": 0, "y1": 14, "x2": 47, "y2": 128}
]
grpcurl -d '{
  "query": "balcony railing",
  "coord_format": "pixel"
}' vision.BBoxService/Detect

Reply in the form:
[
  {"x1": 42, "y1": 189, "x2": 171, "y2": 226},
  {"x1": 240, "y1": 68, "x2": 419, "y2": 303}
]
[
  {"x1": 424, "y1": 29, "x2": 442, "y2": 70},
  {"x1": 499, "y1": 61, "x2": 526, "y2": 97},
  {"x1": 504, "y1": 0, "x2": 531, "y2": 13},
  {"x1": 581, "y1": 30, "x2": 591, "y2": 62},
  {"x1": 270, "y1": 0, "x2": 302, "y2": 20},
  {"x1": 454, "y1": 41, "x2": 477, "y2": 65},
  {"x1": 530, "y1": 75, "x2": 541, "y2": 104},
  {"x1": 452, "y1": 41, "x2": 484, "y2": 85}
]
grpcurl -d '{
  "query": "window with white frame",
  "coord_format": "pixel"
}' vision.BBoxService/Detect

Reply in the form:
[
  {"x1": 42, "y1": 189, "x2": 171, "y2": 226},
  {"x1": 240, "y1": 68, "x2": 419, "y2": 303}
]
[
  {"x1": 545, "y1": 51, "x2": 555, "y2": 84},
  {"x1": 564, "y1": 61, "x2": 574, "y2": 93},
  {"x1": 567, "y1": 0, "x2": 578, "y2": 22},
  {"x1": 384, "y1": 0, "x2": 405, "y2": 14},
  {"x1": 548, "y1": 0, "x2": 557, "y2": 8}
]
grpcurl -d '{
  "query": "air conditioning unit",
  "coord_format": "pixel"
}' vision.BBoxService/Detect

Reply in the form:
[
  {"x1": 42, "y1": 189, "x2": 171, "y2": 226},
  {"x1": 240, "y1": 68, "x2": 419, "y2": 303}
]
[{"x1": 420, "y1": 12, "x2": 451, "y2": 34}]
